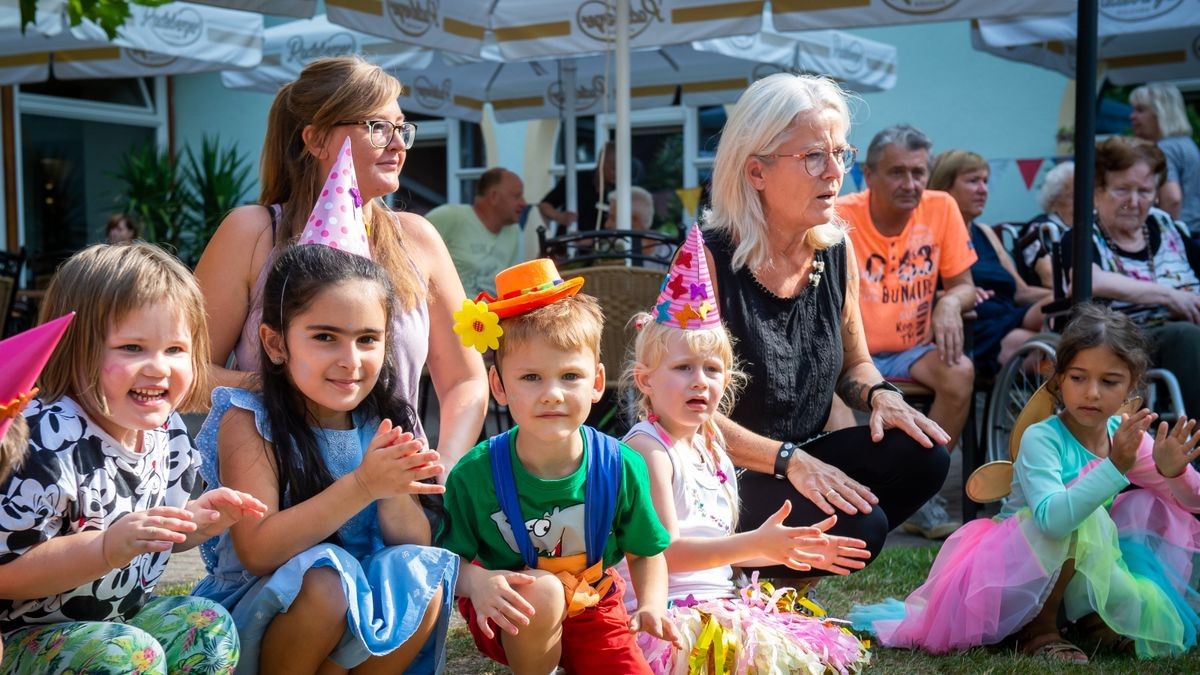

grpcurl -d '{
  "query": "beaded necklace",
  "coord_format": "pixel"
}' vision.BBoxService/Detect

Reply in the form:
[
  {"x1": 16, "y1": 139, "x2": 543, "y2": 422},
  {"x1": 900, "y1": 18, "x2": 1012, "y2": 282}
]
[{"x1": 1096, "y1": 214, "x2": 1156, "y2": 282}]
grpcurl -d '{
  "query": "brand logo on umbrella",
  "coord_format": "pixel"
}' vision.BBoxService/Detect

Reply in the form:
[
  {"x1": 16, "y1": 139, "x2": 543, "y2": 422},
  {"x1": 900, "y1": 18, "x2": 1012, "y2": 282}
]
[
  {"x1": 548, "y1": 75, "x2": 605, "y2": 112},
  {"x1": 881, "y1": 0, "x2": 960, "y2": 15},
  {"x1": 832, "y1": 34, "x2": 866, "y2": 76},
  {"x1": 286, "y1": 32, "x2": 358, "y2": 65},
  {"x1": 386, "y1": 0, "x2": 438, "y2": 37},
  {"x1": 1100, "y1": 0, "x2": 1183, "y2": 22},
  {"x1": 125, "y1": 48, "x2": 178, "y2": 69},
  {"x1": 412, "y1": 76, "x2": 451, "y2": 109},
  {"x1": 139, "y1": 7, "x2": 204, "y2": 47},
  {"x1": 576, "y1": 0, "x2": 664, "y2": 42}
]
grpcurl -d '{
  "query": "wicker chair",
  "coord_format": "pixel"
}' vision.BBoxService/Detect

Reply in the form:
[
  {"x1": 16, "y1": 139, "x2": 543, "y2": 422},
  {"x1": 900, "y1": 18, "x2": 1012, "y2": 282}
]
[
  {"x1": 565, "y1": 265, "x2": 664, "y2": 385},
  {"x1": 564, "y1": 265, "x2": 665, "y2": 434}
]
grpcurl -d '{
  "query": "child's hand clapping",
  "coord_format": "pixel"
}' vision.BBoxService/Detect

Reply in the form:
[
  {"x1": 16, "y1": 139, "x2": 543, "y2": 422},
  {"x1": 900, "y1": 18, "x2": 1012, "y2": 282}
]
[
  {"x1": 748, "y1": 502, "x2": 871, "y2": 573},
  {"x1": 355, "y1": 419, "x2": 446, "y2": 499},
  {"x1": 629, "y1": 604, "x2": 682, "y2": 649},
  {"x1": 1153, "y1": 417, "x2": 1200, "y2": 479},
  {"x1": 187, "y1": 487, "x2": 269, "y2": 537},
  {"x1": 1112, "y1": 409, "x2": 1157, "y2": 474},
  {"x1": 101, "y1": 506, "x2": 197, "y2": 568}
]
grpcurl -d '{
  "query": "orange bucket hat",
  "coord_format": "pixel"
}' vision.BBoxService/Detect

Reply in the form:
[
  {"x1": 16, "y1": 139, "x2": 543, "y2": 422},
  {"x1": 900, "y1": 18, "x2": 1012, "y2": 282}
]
[{"x1": 453, "y1": 259, "x2": 584, "y2": 353}]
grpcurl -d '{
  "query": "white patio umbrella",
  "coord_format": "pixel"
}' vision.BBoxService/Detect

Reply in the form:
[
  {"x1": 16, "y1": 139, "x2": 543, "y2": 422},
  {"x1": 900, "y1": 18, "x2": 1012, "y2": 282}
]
[
  {"x1": 187, "y1": 0, "x2": 316, "y2": 18},
  {"x1": 219, "y1": 15, "x2": 454, "y2": 95},
  {"x1": 0, "y1": 1, "x2": 262, "y2": 85},
  {"x1": 972, "y1": 5, "x2": 1200, "y2": 85},
  {"x1": 323, "y1": 0, "x2": 770, "y2": 228},
  {"x1": 377, "y1": 29, "x2": 897, "y2": 122},
  {"x1": 769, "y1": 0, "x2": 1078, "y2": 32}
]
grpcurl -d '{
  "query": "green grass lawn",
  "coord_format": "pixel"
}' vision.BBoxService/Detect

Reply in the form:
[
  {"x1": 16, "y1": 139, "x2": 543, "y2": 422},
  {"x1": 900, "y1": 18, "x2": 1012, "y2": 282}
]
[{"x1": 163, "y1": 545, "x2": 1200, "y2": 673}]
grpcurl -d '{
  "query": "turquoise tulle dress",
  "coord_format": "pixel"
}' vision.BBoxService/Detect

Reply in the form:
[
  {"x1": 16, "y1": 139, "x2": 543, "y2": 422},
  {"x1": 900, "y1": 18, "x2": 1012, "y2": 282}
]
[{"x1": 191, "y1": 388, "x2": 459, "y2": 674}]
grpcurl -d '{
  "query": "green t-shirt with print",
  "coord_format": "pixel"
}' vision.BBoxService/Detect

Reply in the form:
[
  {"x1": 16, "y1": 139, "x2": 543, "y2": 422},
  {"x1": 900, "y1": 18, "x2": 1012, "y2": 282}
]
[{"x1": 438, "y1": 428, "x2": 670, "y2": 571}]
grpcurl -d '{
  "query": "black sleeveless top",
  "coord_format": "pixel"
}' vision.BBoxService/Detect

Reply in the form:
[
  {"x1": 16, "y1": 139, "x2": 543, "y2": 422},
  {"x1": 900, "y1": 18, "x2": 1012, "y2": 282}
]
[{"x1": 708, "y1": 230, "x2": 846, "y2": 442}]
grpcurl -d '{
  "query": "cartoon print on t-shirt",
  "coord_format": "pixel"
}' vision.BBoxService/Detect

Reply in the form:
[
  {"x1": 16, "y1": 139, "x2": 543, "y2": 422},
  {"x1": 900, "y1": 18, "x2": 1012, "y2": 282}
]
[{"x1": 491, "y1": 503, "x2": 587, "y2": 559}]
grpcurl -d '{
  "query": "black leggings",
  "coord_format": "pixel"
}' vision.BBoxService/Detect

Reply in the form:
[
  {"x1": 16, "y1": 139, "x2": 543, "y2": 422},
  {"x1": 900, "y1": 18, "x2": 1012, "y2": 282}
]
[{"x1": 735, "y1": 426, "x2": 950, "y2": 580}]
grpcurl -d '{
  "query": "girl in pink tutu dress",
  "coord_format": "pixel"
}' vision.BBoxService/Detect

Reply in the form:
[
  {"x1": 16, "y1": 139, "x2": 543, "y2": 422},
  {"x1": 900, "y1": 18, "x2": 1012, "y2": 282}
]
[
  {"x1": 851, "y1": 303, "x2": 1200, "y2": 663},
  {"x1": 612, "y1": 226, "x2": 873, "y2": 675}
]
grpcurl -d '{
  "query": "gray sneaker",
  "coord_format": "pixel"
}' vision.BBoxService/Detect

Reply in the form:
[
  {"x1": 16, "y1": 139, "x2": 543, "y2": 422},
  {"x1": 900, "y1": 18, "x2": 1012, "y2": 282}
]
[{"x1": 901, "y1": 495, "x2": 961, "y2": 540}]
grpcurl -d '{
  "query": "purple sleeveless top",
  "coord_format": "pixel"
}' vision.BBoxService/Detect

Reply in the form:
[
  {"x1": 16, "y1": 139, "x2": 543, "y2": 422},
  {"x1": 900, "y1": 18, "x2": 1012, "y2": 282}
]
[{"x1": 232, "y1": 205, "x2": 430, "y2": 437}]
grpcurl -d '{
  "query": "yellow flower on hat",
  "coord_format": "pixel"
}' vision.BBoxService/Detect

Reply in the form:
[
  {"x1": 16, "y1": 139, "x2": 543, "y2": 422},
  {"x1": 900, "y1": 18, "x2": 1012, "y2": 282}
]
[{"x1": 453, "y1": 299, "x2": 503, "y2": 353}]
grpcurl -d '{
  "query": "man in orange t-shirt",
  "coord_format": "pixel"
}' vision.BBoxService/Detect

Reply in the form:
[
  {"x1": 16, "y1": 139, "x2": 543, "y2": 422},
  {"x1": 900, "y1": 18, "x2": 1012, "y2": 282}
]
[{"x1": 839, "y1": 124, "x2": 978, "y2": 540}]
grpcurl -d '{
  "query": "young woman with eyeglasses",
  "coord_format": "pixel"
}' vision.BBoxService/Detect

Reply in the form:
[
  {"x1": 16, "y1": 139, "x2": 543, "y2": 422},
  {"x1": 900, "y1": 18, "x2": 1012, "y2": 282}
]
[{"x1": 195, "y1": 56, "x2": 488, "y2": 475}]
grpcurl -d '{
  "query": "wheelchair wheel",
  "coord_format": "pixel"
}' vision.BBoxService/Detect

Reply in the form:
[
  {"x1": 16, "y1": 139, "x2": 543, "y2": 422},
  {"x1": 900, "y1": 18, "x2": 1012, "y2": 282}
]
[{"x1": 985, "y1": 334, "x2": 1059, "y2": 464}]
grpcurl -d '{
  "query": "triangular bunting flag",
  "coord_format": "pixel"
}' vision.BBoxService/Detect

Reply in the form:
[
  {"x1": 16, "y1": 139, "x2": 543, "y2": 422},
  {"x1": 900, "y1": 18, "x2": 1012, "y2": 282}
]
[
  {"x1": 1016, "y1": 158, "x2": 1046, "y2": 190},
  {"x1": 987, "y1": 159, "x2": 1010, "y2": 188}
]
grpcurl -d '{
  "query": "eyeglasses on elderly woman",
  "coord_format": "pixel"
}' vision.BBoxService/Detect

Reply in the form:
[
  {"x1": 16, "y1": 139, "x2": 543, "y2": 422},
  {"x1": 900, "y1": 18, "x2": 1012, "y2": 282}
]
[{"x1": 756, "y1": 146, "x2": 858, "y2": 177}]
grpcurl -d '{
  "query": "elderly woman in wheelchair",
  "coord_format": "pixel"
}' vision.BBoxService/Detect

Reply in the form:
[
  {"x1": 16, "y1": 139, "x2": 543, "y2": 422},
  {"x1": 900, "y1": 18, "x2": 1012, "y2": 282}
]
[
  {"x1": 989, "y1": 137, "x2": 1200, "y2": 466},
  {"x1": 852, "y1": 304, "x2": 1200, "y2": 663}
]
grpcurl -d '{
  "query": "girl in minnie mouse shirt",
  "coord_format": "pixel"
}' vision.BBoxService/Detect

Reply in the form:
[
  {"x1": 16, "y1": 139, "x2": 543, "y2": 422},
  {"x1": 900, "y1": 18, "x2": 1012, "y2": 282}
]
[{"x1": 0, "y1": 243, "x2": 265, "y2": 674}]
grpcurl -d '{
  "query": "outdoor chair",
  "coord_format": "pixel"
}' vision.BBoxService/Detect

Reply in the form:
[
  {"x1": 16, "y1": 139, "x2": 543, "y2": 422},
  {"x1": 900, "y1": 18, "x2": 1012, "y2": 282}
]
[
  {"x1": 564, "y1": 265, "x2": 665, "y2": 434},
  {"x1": 537, "y1": 226, "x2": 681, "y2": 269},
  {"x1": 0, "y1": 248, "x2": 25, "y2": 338}
]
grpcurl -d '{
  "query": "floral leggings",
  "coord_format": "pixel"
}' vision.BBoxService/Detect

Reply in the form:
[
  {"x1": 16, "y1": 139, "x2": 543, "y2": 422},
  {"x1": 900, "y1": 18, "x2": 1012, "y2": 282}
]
[{"x1": 0, "y1": 595, "x2": 238, "y2": 674}]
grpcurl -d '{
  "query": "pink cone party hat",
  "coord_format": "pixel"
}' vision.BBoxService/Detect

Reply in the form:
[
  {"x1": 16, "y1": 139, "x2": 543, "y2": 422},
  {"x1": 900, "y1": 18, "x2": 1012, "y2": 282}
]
[
  {"x1": 299, "y1": 136, "x2": 371, "y2": 259},
  {"x1": 655, "y1": 224, "x2": 720, "y2": 329},
  {"x1": 0, "y1": 312, "x2": 74, "y2": 440}
]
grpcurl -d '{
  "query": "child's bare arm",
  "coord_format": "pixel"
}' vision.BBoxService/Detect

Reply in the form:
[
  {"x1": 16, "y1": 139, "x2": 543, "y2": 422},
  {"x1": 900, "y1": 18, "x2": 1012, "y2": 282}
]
[
  {"x1": 625, "y1": 552, "x2": 680, "y2": 648},
  {"x1": 373, "y1": 421, "x2": 445, "y2": 546},
  {"x1": 219, "y1": 409, "x2": 378, "y2": 576},
  {"x1": 0, "y1": 506, "x2": 196, "y2": 600},
  {"x1": 456, "y1": 560, "x2": 538, "y2": 639},
  {"x1": 627, "y1": 435, "x2": 867, "y2": 573},
  {"x1": 174, "y1": 487, "x2": 269, "y2": 551}
]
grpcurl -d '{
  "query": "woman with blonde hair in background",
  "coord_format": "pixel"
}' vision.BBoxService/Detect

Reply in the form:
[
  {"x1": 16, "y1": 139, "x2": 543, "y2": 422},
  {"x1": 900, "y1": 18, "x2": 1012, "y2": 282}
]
[{"x1": 1130, "y1": 82, "x2": 1200, "y2": 231}]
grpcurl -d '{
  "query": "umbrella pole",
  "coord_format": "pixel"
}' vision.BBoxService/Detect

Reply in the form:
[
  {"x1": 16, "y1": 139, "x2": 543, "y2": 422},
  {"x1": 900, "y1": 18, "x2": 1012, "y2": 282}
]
[
  {"x1": 615, "y1": 0, "x2": 631, "y2": 238},
  {"x1": 563, "y1": 61, "x2": 578, "y2": 226},
  {"x1": 1071, "y1": 0, "x2": 1098, "y2": 305}
]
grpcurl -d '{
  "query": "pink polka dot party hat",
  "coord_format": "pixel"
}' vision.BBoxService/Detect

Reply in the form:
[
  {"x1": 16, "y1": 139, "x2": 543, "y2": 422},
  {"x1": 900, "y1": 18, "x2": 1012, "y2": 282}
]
[
  {"x1": 299, "y1": 136, "x2": 371, "y2": 259},
  {"x1": 655, "y1": 224, "x2": 720, "y2": 329}
]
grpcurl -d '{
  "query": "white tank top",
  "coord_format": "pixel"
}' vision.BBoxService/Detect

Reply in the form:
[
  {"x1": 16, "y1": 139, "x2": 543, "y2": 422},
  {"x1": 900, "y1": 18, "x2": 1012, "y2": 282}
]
[{"x1": 617, "y1": 421, "x2": 739, "y2": 610}]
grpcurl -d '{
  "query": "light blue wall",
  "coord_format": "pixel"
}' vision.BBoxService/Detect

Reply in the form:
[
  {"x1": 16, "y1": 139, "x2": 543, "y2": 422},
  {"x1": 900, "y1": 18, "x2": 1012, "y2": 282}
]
[
  {"x1": 173, "y1": 71, "x2": 275, "y2": 202},
  {"x1": 844, "y1": 20, "x2": 1070, "y2": 225}
]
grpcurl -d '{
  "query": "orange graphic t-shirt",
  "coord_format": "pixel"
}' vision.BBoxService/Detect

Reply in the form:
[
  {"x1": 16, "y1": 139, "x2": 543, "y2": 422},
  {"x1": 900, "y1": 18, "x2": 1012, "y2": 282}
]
[{"x1": 839, "y1": 189, "x2": 977, "y2": 354}]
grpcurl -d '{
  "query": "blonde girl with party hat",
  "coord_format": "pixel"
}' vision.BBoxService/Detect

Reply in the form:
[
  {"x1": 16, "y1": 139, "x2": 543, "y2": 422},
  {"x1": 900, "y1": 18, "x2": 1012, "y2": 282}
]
[
  {"x1": 616, "y1": 225, "x2": 872, "y2": 674},
  {"x1": 0, "y1": 243, "x2": 267, "y2": 674}
]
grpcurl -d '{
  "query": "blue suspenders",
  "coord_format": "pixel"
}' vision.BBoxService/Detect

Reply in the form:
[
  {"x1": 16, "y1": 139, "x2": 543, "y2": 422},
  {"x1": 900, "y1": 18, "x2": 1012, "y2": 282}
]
[{"x1": 488, "y1": 425, "x2": 622, "y2": 568}]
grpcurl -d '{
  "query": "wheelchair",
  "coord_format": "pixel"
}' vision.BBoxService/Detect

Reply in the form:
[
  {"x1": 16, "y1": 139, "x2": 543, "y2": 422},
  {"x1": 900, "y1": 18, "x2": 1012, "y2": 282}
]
[{"x1": 979, "y1": 221, "x2": 1187, "y2": 470}]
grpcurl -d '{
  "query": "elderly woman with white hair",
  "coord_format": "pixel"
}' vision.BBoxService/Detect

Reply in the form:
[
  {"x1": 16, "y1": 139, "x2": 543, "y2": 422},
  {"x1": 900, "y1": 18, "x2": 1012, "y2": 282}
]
[
  {"x1": 1131, "y1": 82, "x2": 1200, "y2": 229},
  {"x1": 1017, "y1": 161, "x2": 1075, "y2": 288},
  {"x1": 701, "y1": 73, "x2": 952, "y2": 581}
]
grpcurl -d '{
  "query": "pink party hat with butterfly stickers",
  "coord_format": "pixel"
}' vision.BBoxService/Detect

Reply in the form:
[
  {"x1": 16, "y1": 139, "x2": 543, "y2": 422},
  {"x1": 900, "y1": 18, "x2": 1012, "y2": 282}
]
[
  {"x1": 0, "y1": 312, "x2": 74, "y2": 441},
  {"x1": 655, "y1": 224, "x2": 720, "y2": 329},
  {"x1": 299, "y1": 136, "x2": 371, "y2": 259}
]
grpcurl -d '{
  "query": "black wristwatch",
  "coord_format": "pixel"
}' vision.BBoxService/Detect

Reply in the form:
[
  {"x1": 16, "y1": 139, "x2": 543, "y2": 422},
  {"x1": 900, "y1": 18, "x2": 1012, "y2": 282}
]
[
  {"x1": 774, "y1": 441, "x2": 797, "y2": 480},
  {"x1": 867, "y1": 381, "x2": 904, "y2": 411}
]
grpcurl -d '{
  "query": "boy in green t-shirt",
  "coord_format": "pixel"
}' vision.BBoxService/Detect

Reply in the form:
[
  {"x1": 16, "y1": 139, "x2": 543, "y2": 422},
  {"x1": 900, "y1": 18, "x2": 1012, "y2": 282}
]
[{"x1": 441, "y1": 259, "x2": 677, "y2": 673}]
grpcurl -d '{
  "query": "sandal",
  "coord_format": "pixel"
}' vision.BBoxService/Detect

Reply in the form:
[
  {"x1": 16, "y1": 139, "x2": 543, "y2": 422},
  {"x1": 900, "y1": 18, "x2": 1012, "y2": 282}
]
[{"x1": 1019, "y1": 632, "x2": 1090, "y2": 664}]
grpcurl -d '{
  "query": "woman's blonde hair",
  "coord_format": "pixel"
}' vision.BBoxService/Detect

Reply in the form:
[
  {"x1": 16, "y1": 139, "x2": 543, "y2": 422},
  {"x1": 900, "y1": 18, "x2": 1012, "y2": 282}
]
[
  {"x1": 37, "y1": 242, "x2": 211, "y2": 415},
  {"x1": 261, "y1": 56, "x2": 420, "y2": 310},
  {"x1": 928, "y1": 149, "x2": 988, "y2": 193},
  {"x1": 1130, "y1": 83, "x2": 1193, "y2": 139},
  {"x1": 703, "y1": 73, "x2": 852, "y2": 271}
]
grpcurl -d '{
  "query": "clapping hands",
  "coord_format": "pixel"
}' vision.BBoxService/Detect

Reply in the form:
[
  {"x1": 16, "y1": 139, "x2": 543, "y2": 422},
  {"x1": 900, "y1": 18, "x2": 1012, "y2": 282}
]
[
  {"x1": 1153, "y1": 416, "x2": 1200, "y2": 479},
  {"x1": 355, "y1": 419, "x2": 446, "y2": 499}
]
